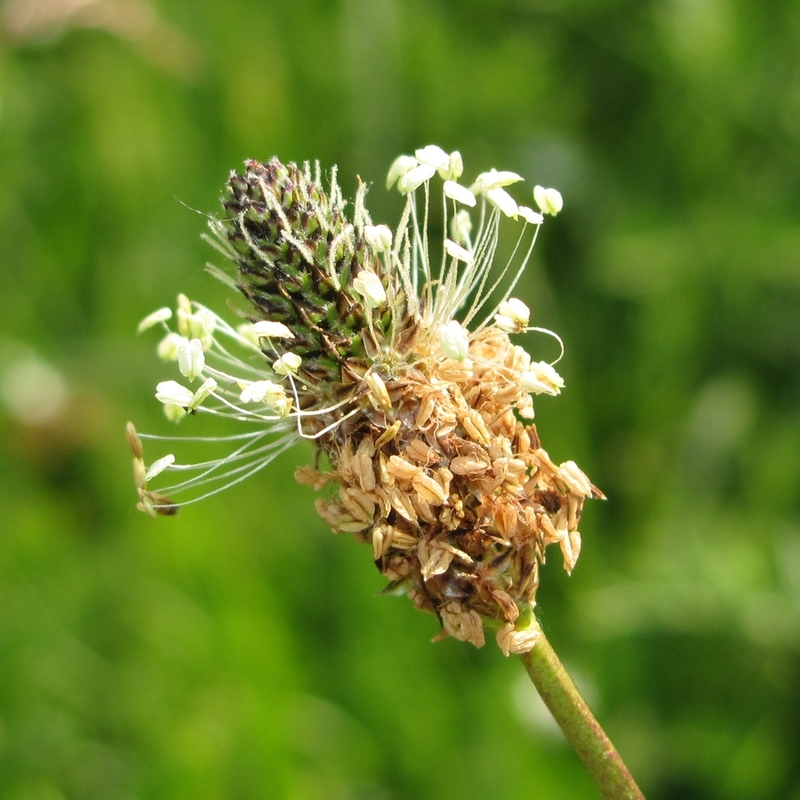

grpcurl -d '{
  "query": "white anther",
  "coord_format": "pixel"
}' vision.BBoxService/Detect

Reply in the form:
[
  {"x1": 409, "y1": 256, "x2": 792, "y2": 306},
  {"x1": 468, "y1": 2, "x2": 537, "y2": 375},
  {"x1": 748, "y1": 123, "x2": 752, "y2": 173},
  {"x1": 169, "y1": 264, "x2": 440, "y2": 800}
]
[
  {"x1": 494, "y1": 298, "x2": 530, "y2": 333},
  {"x1": 188, "y1": 377, "x2": 217, "y2": 411},
  {"x1": 439, "y1": 320, "x2": 470, "y2": 361},
  {"x1": 518, "y1": 205, "x2": 544, "y2": 225},
  {"x1": 155, "y1": 380, "x2": 194, "y2": 407},
  {"x1": 386, "y1": 154, "x2": 419, "y2": 190},
  {"x1": 444, "y1": 238, "x2": 474, "y2": 265},
  {"x1": 486, "y1": 187, "x2": 519, "y2": 218},
  {"x1": 521, "y1": 362, "x2": 564, "y2": 396},
  {"x1": 364, "y1": 224, "x2": 393, "y2": 252},
  {"x1": 398, "y1": 163, "x2": 437, "y2": 194},
  {"x1": 450, "y1": 210, "x2": 473, "y2": 244},
  {"x1": 177, "y1": 337, "x2": 205, "y2": 382},
  {"x1": 144, "y1": 453, "x2": 175, "y2": 482},
  {"x1": 352, "y1": 270, "x2": 387, "y2": 308},
  {"x1": 157, "y1": 332, "x2": 186, "y2": 362},
  {"x1": 137, "y1": 307, "x2": 172, "y2": 333},
  {"x1": 272, "y1": 352, "x2": 302, "y2": 376},
  {"x1": 443, "y1": 181, "x2": 477, "y2": 207},
  {"x1": 533, "y1": 185, "x2": 563, "y2": 216},
  {"x1": 252, "y1": 321, "x2": 294, "y2": 339},
  {"x1": 415, "y1": 145, "x2": 450, "y2": 173}
]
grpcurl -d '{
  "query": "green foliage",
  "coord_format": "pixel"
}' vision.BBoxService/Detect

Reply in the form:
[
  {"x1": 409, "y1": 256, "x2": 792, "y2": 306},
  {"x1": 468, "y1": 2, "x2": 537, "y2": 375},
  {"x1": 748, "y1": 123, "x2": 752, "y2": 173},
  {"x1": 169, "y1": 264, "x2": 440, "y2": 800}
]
[{"x1": 1, "y1": 0, "x2": 800, "y2": 797}]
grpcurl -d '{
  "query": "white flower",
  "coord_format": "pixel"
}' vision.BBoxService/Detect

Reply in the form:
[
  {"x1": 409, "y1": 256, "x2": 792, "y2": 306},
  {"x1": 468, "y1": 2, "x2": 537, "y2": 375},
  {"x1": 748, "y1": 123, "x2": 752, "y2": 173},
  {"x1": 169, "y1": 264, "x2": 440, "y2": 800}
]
[
  {"x1": 177, "y1": 337, "x2": 205, "y2": 382},
  {"x1": 252, "y1": 320, "x2": 294, "y2": 339},
  {"x1": 439, "y1": 320, "x2": 470, "y2": 361},
  {"x1": 235, "y1": 323, "x2": 261, "y2": 347},
  {"x1": 352, "y1": 270, "x2": 387, "y2": 307},
  {"x1": 533, "y1": 185, "x2": 563, "y2": 216},
  {"x1": 443, "y1": 180, "x2": 477, "y2": 207},
  {"x1": 494, "y1": 298, "x2": 530, "y2": 333},
  {"x1": 364, "y1": 224, "x2": 393, "y2": 252}
]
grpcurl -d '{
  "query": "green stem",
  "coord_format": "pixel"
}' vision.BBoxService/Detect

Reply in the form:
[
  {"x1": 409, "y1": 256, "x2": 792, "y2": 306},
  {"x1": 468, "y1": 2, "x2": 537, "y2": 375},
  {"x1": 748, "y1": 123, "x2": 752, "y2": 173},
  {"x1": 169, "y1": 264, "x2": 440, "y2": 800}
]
[{"x1": 519, "y1": 623, "x2": 645, "y2": 800}]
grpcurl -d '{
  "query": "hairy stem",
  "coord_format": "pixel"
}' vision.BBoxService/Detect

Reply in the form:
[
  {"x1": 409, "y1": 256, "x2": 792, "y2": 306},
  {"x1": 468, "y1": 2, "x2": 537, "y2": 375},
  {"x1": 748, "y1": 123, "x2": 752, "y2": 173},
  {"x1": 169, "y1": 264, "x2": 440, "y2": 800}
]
[{"x1": 519, "y1": 624, "x2": 645, "y2": 799}]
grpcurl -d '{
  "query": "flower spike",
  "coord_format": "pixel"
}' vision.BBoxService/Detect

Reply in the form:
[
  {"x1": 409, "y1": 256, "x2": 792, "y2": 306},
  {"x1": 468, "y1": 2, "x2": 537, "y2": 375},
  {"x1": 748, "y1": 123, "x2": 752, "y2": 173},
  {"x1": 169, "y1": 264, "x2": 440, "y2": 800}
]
[{"x1": 131, "y1": 148, "x2": 603, "y2": 654}]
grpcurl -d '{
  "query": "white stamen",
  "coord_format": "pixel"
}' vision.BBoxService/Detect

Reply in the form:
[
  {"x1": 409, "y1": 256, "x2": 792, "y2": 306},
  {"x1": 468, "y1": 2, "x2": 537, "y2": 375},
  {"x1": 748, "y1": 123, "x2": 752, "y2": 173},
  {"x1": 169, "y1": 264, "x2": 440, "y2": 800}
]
[
  {"x1": 533, "y1": 185, "x2": 563, "y2": 216},
  {"x1": 521, "y1": 362, "x2": 564, "y2": 396},
  {"x1": 398, "y1": 163, "x2": 436, "y2": 194},
  {"x1": 486, "y1": 187, "x2": 519, "y2": 218},
  {"x1": 473, "y1": 169, "x2": 524, "y2": 192},
  {"x1": 443, "y1": 181, "x2": 477, "y2": 207},
  {"x1": 415, "y1": 145, "x2": 450, "y2": 173},
  {"x1": 156, "y1": 380, "x2": 194, "y2": 407},
  {"x1": 252, "y1": 321, "x2": 294, "y2": 339},
  {"x1": 157, "y1": 332, "x2": 186, "y2": 362},
  {"x1": 439, "y1": 320, "x2": 470, "y2": 361},
  {"x1": 450, "y1": 210, "x2": 472, "y2": 244},
  {"x1": 364, "y1": 224, "x2": 393, "y2": 252},
  {"x1": 353, "y1": 270, "x2": 387, "y2": 307},
  {"x1": 494, "y1": 298, "x2": 530, "y2": 333},
  {"x1": 144, "y1": 453, "x2": 176, "y2": 482},
  {"x1": 240, "y1": 379, "x2": 284, "y2": 404},
  {"x1": 137, "y1": 307, "x2": 172, "y2": 333},
  {"x1": 272, "y1": 353, "x2": 302, "y2": 376},
  {"x1": 447, "y1": 151, "x2": 464, "y2": 180},
  {"x1": 178, "y1": 337, "x2": 205, "y2": 382},
  {"x1": 444, "y1": 239, "x2": 474, "y2": 265},
  {"x1": 188, "y1": 377, "x2": 218, "y2": 411},
  {"x1": 518, "y1": 205, "x2": 544, "y2": 225},
  {"x1": 386, "y1": 155, "x2": 418, "y2": 190},
  {"x1": 163, "y1": 403, "x2": 187, "y2": 422}
]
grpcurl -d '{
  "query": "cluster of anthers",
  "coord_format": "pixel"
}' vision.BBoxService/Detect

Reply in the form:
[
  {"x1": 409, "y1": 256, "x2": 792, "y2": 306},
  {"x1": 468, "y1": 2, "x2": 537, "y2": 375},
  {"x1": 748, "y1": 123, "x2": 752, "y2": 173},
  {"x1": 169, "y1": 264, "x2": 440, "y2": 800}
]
[{"x1": 127, "y1": 145, "x2": 603, "y2": 655}]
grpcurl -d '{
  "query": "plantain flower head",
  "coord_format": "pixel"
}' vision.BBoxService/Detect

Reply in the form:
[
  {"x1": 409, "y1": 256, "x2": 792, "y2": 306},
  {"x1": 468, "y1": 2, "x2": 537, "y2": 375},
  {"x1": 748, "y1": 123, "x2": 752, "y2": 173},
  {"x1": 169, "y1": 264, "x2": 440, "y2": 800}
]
[{"x1": 128, "y1": 148, "x2": 603, "y2": 654}]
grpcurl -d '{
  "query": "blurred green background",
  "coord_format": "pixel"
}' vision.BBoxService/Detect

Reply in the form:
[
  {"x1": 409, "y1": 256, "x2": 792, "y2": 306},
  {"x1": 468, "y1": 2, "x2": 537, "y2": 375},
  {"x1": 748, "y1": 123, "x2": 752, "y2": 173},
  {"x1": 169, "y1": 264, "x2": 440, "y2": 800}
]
[{"x1": 2, "y1": 0, "x2": 799, "y2": 798}]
